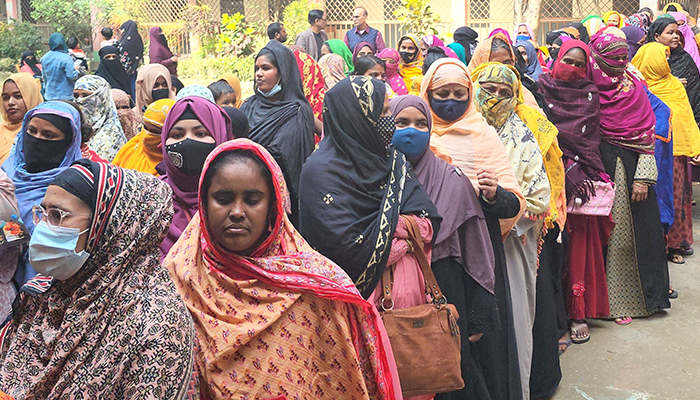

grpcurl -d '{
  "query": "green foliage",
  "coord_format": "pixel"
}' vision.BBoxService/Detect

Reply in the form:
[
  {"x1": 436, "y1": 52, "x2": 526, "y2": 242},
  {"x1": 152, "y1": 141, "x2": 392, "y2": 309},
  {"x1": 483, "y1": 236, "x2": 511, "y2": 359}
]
[
  {"x1": 0, "y1": 58, "x2": 18, "y2": 73},
  {"x1": 393, "y1": 0, "x2": 441, "y2": 36},
  {"x1": 177, "y1": 2, "x2": 220, "y2": 57},
  {"x1": 0, "y1": 20, "x2": 43, "y2": 60},
  {"x1": 31, "y1": 0, "x2": 93, "y2": 42},
  {"x1": 178, "y1": 56, "x2": 255, "y2": 83},
  {"x1": 282, "y1": 0, "x2": 322, "y2": 40},
  {"x1": 217, "y1": 12, "x2": 266, "y2": 58}
]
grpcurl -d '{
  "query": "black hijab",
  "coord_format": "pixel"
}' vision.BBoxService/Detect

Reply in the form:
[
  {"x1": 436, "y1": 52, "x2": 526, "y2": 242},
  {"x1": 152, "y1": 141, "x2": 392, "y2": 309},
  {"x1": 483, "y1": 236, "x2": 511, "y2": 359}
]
[
  {"x1": 454, "y1": 26, "x2": 479, "y2": 64},
  {"x1": 241, "y1": 40, "x2": 315, "y2": 225},
  {"x1": 222, "y1": 106, "x2": 249, "y2": 138},
  {"x1": 20, "y1": 51, "x2": 41, "y2": 76},
  {"x1": 649, "y1": 17, "x2": 700, "y2": 124},
  {"x1": 117, "y1": 20, "x2": 144, "y2": 75},
  {"x1": 96, "y1": 46, "x2": 133, "y2": 99},
  {"x1": 299, "y1": 76, "x2": 440, "y2": 298}
]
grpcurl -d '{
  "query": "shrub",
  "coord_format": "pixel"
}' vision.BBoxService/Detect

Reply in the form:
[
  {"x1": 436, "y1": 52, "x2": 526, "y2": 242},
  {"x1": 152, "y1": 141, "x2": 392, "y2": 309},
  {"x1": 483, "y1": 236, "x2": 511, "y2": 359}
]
[
  {"x1": 217, "y1": 12, "x2": 267, "y2": 58},
  {"x1": 31, "y1": 0, "x2": 93, "y2": 42},
  {"x1": 178, "y1": 55, "x2": 255, "y2": 84},
  {"x1": 0, "y1": 21, "x2": 44, "y2": 60},
  {"x1": 282, "y1": 0, "x2": 323, "y2": 41},
  {"x1": 0, "y1": 58, "x2": 18, "y2": 73},
  {"x1": 394, "y1": 0, "x2": 440, "y2": 36},
  {"x1": 176, "y1": 2, "x2": 220, "y2": 57}
]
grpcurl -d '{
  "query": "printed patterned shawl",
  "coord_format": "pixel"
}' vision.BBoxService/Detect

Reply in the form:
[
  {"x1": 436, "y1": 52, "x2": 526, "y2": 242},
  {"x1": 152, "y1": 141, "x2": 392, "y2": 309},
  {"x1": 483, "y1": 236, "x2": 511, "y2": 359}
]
[
  {"x1": 165, "y1": 139, "x2": 396, "y2": 400},
  {"x1": 294, "y1": 50, "x2": 326, "y2": 121},
  {"x1": 74, "y1": 75, "x2": 127, "y2": 161},
  {"x1": 0, "y1": 161, "x2": 196, "y2": 400}
]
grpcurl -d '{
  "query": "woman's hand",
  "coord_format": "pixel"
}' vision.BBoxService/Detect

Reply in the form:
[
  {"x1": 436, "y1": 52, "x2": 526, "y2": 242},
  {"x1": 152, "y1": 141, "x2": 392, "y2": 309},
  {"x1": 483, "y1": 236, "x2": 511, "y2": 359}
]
[
  {"x1": 477, "y1": 168, "x2": 498, "y2": 201},
  {"x1": 469, "y1": 333, "x2": 483, "y2": 343},
  {"x1": 171, "y1": 55, "x2": 179, "y2": 63},
  {"x1": 691, "y1": 154, "x2": 700, "y2": 166},
  {"x1": 631, "y1": 181, "x2": 648, "y2": 202},
  {"x1": 679, "y1": 77, "x2": 688, "y2": 86}
]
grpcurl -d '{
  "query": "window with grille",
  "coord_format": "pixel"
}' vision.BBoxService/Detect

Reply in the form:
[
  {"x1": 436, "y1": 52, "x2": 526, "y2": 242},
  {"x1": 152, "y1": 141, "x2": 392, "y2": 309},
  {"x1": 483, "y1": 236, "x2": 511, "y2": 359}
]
[
  {"x1": 612, "y1": 0, "x2": 638, "y2": 16},
  {"x1": 21, "y1": 0, "x2": 35, "y2": 23},
  {"x1": 470, "y1": 0, "x2": 490, "y2": 19},
  {"x1": 542, "y1": 0, "x2": 572, "y2": 18},
  {"x1": 326, "y1": 0, "x2": 352, "y2": 21},
  {"x1": 383, "y1": 0, "x2": 402, "y2": 20}
]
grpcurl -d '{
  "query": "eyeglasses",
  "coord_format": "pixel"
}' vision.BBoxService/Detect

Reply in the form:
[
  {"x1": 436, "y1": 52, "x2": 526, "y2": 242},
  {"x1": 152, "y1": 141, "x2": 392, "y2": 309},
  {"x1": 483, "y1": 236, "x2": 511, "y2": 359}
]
[{"x1": 31, "y1": 205, "x2": 91, "y2": 230}]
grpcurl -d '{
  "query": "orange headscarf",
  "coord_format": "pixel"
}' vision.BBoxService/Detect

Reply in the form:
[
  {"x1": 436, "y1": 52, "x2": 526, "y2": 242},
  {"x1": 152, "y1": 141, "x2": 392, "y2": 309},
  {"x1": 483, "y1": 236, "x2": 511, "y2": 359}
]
[
  {"x1": 421, "y1": 58, "x2": 525, "y2": 237},
  {"x1": 164, "y1": 139, "x2": 397, "y2": 400},
  {"x1": 219, "y1": 73, "x2": 243, "y2": 108}
]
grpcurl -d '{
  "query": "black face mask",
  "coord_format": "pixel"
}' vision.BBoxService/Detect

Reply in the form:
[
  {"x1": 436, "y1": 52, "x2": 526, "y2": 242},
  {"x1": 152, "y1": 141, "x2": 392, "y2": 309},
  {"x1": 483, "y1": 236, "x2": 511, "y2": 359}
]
[
  {"x1": 151, "y1": 88, "x2": 170, "y2": 101},
  {"x1": 165, "y1": 138, "x2": 217, "y2": 177},
  {"x1": 23, "y1": 133, "x2": 72, "y2": 173},
  {"x1": 400, "y1": 51, "x2": 416, "y2": 64}
]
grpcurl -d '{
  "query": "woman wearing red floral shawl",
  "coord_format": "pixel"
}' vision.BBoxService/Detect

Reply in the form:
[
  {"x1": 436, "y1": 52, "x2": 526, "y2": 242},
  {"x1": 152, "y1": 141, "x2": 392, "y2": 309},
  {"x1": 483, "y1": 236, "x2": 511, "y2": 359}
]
[
  {"x1": 587, "y1": 29, "x2": 670, "y2": 324},
  {"x1": 164, "y1": 139, "x2": 399, "y2": 400},
  {"x1": 293, "y1": 50, "x2": 325, "y2": 143}
]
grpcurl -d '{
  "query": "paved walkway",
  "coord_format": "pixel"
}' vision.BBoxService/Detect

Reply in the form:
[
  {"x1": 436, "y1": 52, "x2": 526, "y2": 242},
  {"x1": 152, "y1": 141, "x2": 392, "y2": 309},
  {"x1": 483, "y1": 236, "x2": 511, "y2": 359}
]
[{"x1": 551, "y1": 190, "x2": 700, "y2": 400}]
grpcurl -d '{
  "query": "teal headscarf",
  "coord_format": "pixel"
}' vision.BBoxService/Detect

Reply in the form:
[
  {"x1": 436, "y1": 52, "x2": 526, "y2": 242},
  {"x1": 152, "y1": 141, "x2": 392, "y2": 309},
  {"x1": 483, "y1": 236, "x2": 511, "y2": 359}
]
[
  {"x1": 325, "y1": 39, "x2": 354, "y2": 73},
  {"x1": 447, "y1": 43, "x2": 467, "y2": 64},
  {"x1": 48, "y1": 33, "x2": 68, "y2": 53}
]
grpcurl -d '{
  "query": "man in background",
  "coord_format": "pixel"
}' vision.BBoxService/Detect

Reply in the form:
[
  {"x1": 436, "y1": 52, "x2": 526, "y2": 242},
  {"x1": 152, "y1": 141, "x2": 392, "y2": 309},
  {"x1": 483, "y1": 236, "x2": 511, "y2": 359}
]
[
  {"x1": 294, "y1": 9, "x2": 328, "y2": 60},
  {"x1": 267, "y1": 22, "x2": 288, "y2": 43},
  {"x1": 344, "y1": 7, "x2": 385, "y2": 54}
]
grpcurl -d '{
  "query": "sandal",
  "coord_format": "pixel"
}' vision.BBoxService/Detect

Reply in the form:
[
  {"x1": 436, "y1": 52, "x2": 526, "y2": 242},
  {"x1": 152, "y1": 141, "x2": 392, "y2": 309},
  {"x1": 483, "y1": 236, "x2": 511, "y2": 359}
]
[
  {"x1": 570, "y1": 320, "x2": 590, "y2": 344},
  {"x1": 679, "y1": 246, "x2": 694, "y2": 256},
  {"x1": 667, "y1": 251, "x2": 685, "y2": 264},
  {"x1": 558, "y1": 334, "x2": 572, "y2": 355},
  {"x1": 615, "y1": 317, "x2": 633, "y2": 325},
  {"x1": 669, "y1": 288, "x2": 679, "y2": 299}
]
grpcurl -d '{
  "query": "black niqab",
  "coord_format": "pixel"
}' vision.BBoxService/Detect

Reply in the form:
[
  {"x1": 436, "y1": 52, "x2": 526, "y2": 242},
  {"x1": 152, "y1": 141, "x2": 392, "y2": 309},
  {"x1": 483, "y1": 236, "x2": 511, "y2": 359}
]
[
  {"x1": 96, "y1": 46, "x2": 133, "y2": 99},
  {"x1": 20, "y1": 51, "x2": 41, "y2": 76},
  {"x1": 299, "y1": 76, "x2": 440, "y2": 298}
]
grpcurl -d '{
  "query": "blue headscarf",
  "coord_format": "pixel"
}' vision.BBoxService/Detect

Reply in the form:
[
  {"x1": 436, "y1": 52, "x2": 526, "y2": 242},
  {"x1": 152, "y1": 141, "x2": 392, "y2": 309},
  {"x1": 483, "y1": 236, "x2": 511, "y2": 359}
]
[
  {"x1": 1, "y1": 101, "x2": 83, "y2": 234},
  {"x1": 644, "y1": 87, "x2": 674, "y2": 231},
  {"x1": 447, "y1": 42, "x2": 467, "y2": 64},
  {"x1": 515, "y1": 40, "x2": 543, "y2": 81},
  {"x1": 48, "y1": 33, "x2": 68, "y2": 53}
]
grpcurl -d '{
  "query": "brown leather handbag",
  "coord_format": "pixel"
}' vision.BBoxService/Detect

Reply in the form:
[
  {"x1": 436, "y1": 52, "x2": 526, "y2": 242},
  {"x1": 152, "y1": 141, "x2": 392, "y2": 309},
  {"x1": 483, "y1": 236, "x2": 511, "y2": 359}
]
[{"x1": 378, "y1": 216, "x2": 464, "y2": 397}]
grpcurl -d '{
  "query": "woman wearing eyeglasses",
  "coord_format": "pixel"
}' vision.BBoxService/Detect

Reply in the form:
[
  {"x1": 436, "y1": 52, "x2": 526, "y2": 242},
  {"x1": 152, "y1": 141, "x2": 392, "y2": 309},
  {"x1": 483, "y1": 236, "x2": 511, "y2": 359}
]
[
  {"x1": 1, "y1": 101, "x2": 84, "y2": 284},
  {"x1": 0, "y1": 159, "x2": 198, "y2": 399}
]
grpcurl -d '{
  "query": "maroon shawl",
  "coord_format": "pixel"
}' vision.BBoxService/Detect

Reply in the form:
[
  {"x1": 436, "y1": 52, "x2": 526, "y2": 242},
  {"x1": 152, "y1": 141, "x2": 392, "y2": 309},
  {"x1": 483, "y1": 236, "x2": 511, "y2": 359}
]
[
  {"x1": 391, "y1": 94, "x2": 496, "y2": 294},
  {"x1": 148, "y1": 26, "x2": 174, "y2": 64},
  {"x1": 539, "y1": 40, "x2": 607, "y2": 202},
  {"x1": 587, "y1": 30, "x2": 656, "y2": 154}
]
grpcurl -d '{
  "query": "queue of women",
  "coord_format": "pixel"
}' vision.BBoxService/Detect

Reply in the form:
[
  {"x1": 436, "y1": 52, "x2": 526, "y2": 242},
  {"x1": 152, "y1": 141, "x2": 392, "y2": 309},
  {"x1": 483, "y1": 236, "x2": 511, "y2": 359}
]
[{"x1": 0, "y1": 4, "x2": 697, "y2": 399}]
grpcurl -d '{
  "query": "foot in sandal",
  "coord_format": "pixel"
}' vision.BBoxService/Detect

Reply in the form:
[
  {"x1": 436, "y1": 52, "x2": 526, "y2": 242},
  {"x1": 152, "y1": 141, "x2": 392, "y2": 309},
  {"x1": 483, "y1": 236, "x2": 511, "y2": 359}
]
[
  {"x1": 615, "y1": 316, "x2": 632, "y2": 325},
  {"x1": 570, "y1": 320, "x2": 590, "y2": 344}
]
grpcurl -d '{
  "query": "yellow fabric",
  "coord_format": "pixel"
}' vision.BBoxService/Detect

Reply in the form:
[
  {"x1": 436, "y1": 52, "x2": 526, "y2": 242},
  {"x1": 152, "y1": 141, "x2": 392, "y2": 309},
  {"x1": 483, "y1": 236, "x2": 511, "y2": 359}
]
[
  {"x1": 472, "y1": 62, "x2": 566, "y2": 228},
  {"x1": 219, "y1": 73, "x2": 243, "y2": 108},
  {"x1": 112, "y1": 98, "x2": 175, "y2": 175},
  {"x1": 602, "y1": 11, "x2": 624, "y2": 28},
  {"x1": 632, "y1": 43, "x2": 700, "y2": 157},
  {"x1": 0, "y1": 73, "x2": 42, "y2": 165},
  {"x1": 409, "y1": 75, "x2": 422, "y2": 95},
  {"x1": 398, "y1": 35, "x2": 424, "y2": 90},
  {"x1": 662, "y1": 2, "x2": 685, "y2": 13}
]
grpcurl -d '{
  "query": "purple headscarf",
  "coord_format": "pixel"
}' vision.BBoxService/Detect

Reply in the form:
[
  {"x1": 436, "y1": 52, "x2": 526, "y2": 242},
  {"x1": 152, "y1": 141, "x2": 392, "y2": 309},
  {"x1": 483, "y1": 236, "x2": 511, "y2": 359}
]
[
  {"x1": 669, "y1": 12, "x2": 700, "y2": 72},
  {"x1": 352, "y1": 41, "x2": 375, "y2": 63},
  {"x1": 421, "y1": 35, "x2": 445, "y2": 48},
  {"x1": 621, "y1": 26, "x2": 646, "y2": 60},
  {"x1": 390, "y1": 94, "x2": 496, "y2": 294},
  {"x1": 159, "y1": 97, "x2": 233, "y2": 257},
  {"x1": 587, "y1": 31, "x2": 656, "y2": 154},
  {"x1": 488, "y1": 28, "x2": 513, "y2": 43},
  {"x1": 148, "y1": 26, "x2": 174, "y2": 64}
]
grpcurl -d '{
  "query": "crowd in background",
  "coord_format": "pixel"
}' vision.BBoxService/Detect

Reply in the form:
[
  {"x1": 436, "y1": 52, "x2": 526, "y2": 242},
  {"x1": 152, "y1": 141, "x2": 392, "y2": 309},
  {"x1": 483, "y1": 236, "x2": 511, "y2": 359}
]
[{"x1": 0, "y1": 2, "x2": 698, "y2": 399}]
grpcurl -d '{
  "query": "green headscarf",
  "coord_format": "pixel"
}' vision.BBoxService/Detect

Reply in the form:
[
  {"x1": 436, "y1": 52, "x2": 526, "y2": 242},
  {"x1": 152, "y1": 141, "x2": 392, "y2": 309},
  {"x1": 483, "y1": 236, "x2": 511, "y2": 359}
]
[
  {"x1": 48, "y1": 33, "x2": 68, "y2": 53},
  {"x1": 447, "y1": 42, "x2": 467, "y2": 64},
  {"x1": 325, "y1": 39, "x2": 354, "y2": 73}
]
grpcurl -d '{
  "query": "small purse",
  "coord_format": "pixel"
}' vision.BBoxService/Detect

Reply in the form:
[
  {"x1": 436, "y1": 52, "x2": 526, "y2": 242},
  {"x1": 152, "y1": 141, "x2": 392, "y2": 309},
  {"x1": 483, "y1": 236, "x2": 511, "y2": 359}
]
[
  {"x1": 567, "y1": 180, "x2": 615, "y2": 216},
  {"x1": 378, "y1": 216, "x2": 464, "y2": 397}
]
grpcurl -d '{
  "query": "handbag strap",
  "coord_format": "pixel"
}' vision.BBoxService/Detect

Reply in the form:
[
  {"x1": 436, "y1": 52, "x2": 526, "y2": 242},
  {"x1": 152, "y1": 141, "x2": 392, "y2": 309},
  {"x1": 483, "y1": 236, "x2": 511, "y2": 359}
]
[{"x1": 380, "y1": 215, "x2": 447, "y2": 311}]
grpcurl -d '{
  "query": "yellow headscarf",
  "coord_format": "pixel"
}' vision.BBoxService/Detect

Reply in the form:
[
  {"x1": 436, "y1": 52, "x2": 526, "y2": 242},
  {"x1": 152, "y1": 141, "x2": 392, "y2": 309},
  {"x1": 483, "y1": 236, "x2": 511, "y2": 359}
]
[
  {"x1": 398, "y1": 35, "x2": 424, "y2": 90},
  {"x1": 662, "y1": 2, "x2": 684, "y2": 13},
  {"x1": 632, "y1": 42, "x2": 700, "y2": 157},
  {"x1": 219, "y1": 73, "x2": 243, "y2": 108},
  {"x1": 472, "y1": 62, "x2": 566, "y2": 228},
  {"x1": 0, "y1": 73, "x2": 42, "y2": 165},
  {"x1": 112, "y1": 98, "x2": 176, "y2": 175},
  {"x1": 602, "y1": 11, "x2": 624, "y2": 28}
]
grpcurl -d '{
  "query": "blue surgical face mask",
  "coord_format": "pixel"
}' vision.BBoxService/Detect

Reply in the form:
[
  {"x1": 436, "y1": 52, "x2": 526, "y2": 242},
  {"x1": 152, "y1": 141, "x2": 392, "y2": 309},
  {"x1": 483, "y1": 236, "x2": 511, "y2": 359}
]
[
  {"x1": 392, "y1": 127, "x2": 430, "y2": 158},
  {"x1": 29, "y1": 220, "x2": 90, "y2": 281},
  {"x1": 429, "y1": 97, "x2": 470, "y2": 122},
  {"x1": 257, "y1": 78, "x2": 283, "y2": 98}
]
